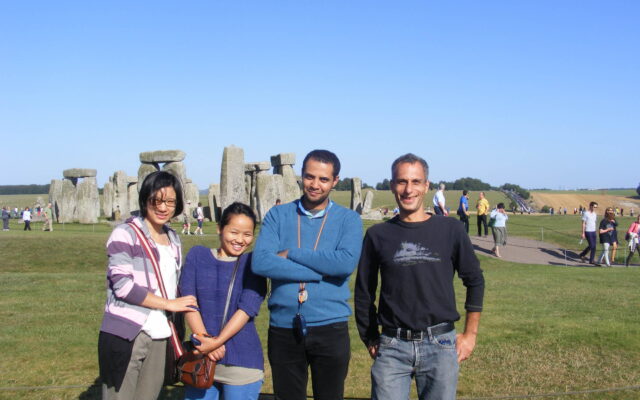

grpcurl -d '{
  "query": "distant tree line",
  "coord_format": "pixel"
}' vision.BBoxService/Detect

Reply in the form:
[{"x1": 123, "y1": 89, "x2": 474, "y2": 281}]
[
  {"x1": 0, "y1": 184, "x2": 50, "y2": 195},
  {"x1": 334, "y1": 178, "x2": 373, "y2": 191},
  {"x1": 373, "y1": 177, "x2": 531, "y2": 200}
]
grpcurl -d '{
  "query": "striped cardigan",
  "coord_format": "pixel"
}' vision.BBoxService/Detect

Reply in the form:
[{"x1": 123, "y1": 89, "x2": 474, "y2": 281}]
[{"x1": 100, "y1": 216, "x2": 182, "y2": 340}]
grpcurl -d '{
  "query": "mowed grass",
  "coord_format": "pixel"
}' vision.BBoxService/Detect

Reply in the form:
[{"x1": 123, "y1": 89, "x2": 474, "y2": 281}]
[{"x1": 1, "y1": 210, "x2": 640, "y2": 398}]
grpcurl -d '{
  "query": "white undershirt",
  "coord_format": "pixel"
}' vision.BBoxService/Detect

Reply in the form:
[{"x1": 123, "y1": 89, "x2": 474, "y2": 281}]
[{"x1": 142, "y1": 243, "x2": 178, "y2": 339}]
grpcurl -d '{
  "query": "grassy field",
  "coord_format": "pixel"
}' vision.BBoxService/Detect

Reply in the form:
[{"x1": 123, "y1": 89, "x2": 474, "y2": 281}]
[{"x1": 1, "y1": 214, "x2": 639, "y2": 400}]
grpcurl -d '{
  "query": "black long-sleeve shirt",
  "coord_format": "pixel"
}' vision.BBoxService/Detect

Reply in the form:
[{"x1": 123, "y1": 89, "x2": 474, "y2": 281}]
[{"x1": 354, "y1": 215, "x2": 485, "y2": 346}]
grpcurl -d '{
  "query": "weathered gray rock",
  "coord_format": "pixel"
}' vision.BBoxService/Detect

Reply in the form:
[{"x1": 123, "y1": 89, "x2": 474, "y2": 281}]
[
  {"x1": 127, "y1": 176, "x2": 138, "y2": 184},
  {"x1": 208, "y1": 184, "x2": 221, "y2": 222},
  {"x1": 244, "y1": 174, "x2": 253, "y2": 212},
  {"x1": 256, "y1": 174, "x2": 284, "y2": 222},
  {"x1": 137, "y1": 163, "x2": 159, "y2": 192},
  {"x1": 244, "y1": 162, "x2": 272, "y2": 217},
  {"x1": 63, "y1": 168, "x2": 97, "y2": 179},
  {"x1": 113, "y1": 171, "x2": 130, "y2": 217},
  {"x1": 185, "y1": 182, "x2": 200, "y2": 209},
  {"x1": 245, "y1": 162, "x2": 272, "y2": 173},
  {"x1": 128, "y1": 183, "x2": 139, "y2": 215},
  {"x1": 270, "y1": 153, "x2": 296, "y2": 169},
  {"x1": 350, "y1": 178, "x2": 362, "y2": 214},
  {"x1": 362, "y1": 190, "x2": 374, "y2": 214},
  {"x1": 220, "y1": 146, "x2": 247, "y2": 210},
  {"x1": 49, "y1": 179, "x2": 63, "y2": 222},
  {"x1": 76, "y1": 177, "x2": 100, "y2": 223},
  {"x1": 102, "y1": 181, "x2": 114, "y2": 218},
  {"x1": 279, "y1": 165, "x2": 301, "y2": 203},
  {"x1": 59, "y1": 179, "x2": 77, "y2": 223},
  {"x1": 139, "y1": 150, "x2": 186, "y2": 163},
  {"x1": 163, "y1": 161, "x2": 187, "y2": 187}
]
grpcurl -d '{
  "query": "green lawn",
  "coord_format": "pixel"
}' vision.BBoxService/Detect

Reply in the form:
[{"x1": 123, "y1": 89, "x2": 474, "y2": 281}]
[{"x1": 1, "y1": 213, "x2": 639, "y2": 399}]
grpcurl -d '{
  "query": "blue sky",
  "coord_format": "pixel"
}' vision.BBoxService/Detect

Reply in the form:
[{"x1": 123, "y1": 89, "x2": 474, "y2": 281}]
[{"x1": 1, "y1": 1, "x2": 638, "y2": 190}]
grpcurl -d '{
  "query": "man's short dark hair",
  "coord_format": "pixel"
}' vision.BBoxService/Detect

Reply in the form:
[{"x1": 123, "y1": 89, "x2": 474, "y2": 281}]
[
  {"x1": 589, "y1": 201, "x2": 598, "y2": 208},
  {"x1": 391, "y1": 153, "x2": 429, "y2": 181},
  {"x1": 463, "y1": 190, "x2": 468, "y2": 196},
  {"x1": 138, "y1": 171, "x2": 184, "y2": 218},
  {"x1": 302, "y1": 149, "x2": 341, "y2": 178}
]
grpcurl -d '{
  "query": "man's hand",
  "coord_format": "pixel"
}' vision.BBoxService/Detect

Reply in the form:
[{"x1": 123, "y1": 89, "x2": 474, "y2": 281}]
[
  {"x1": 367, "y1": 339, "x2": 380, "y2": 359},
  {"x1": 277, "y1": 249, "x2": 289, "y2": 258},
  {"x1": 456, "y1": 332, "x2": 476, "y2": 362}
]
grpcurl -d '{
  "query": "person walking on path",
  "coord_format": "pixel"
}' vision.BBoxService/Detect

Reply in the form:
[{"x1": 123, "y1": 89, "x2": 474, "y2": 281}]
[
  {"x1": 476, "y1": 192, "x2": 490, "y2": 237},
  {"x1": 578, "y1": 202, "x2": 599, "y2": 265},
  {"x1": 252, "y1": 149, "x2": 363, "y2": 400},
  {"x1": 42, "y1": 203, "x2": 53, "y2": 231},
  {"x1": 625, "y1": 215, "x2": 640, "y2": 266},
  {"x1": 490, "y1": 203, "x2": 509, "y2": 258},
  {"x1": 597, "y1": 207, "x2": 617, "y2": 267},
  {"x1": 22, "y1": 207, "x2": 32, "y2": 231},
  {"x1": 180, "y1": 202, "x2": 267, "y2": 400},
  {"x1": 433, "y1": 183, "x2": 448, "y2": 216},
  {"x1": 2, "y1": 207, "x2": 10, "y2": 231},
  {"x1": 457, "y1": 190, "x2": 470, "y2": 233},
  {"x1": 193, "y1": 202, "x2": 204, "y2": 235},
  {"x1": 355, "y1": 153, "x2": 485, "y2": 400}
]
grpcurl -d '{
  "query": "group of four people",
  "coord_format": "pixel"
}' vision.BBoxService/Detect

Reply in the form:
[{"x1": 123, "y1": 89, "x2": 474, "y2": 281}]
[{"x1": 98, "y1": 149, "x2": 485, "y2": 400}]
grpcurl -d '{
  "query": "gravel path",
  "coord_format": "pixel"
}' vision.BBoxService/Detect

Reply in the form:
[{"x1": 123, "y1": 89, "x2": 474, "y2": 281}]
[{"x1": 469, "y1": 234, "x2": 638, "y2": 268}]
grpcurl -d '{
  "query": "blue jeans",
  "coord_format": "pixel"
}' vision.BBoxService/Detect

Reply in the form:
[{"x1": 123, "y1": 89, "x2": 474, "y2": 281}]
[
  {"x1": 184, "y1": 379, "x2": 262, "y2": 400},
  {"x1": 371, "y1": 328, "x2": 459, "y2": 400}
]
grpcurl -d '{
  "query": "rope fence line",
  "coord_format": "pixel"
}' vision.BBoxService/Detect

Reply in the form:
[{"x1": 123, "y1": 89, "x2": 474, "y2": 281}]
[{"x1": 1, "y1": 383, "x2": 639, "y2": 399}]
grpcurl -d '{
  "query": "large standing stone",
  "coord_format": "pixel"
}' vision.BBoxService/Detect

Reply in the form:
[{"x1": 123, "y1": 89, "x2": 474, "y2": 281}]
[
  {"x1": 59, "y1": 179, "x2": 77, "y2": 223},
  {"x1": 163, "y1": 161, "x2": 187, "y2": 187},
  {"x1": 270, "y1": 153, "x2": 300, "y2": 203},
  {"x1": 220, "y1": 146, "x2": 247, "y2": 210},
  {"x1": 350, "y1": 178, "x2": 363, "y2": 214},
  {"x1": 137, "y1": 163, "x2": 159, "y2": 192},
  {"x1": 128, "y1": 183, "x2": 139, "y2": 215},
  {"x1": 185, "y1": 182, "x2": 200, "y2": 209},
  {"x1": 256, "y1": 174, "x2": 284, "y2": 222},
  {"x1": 245, "y1": 162, "x2": 271, "y2": 216},
  {"x1": 102, "y1": 181, "x2": 114, "y2": 219},
  {"x1": 49, "y1": 179, "x2": 63, "y2": 222},
  {"x1": 76, "y1": 177, "x2": 100, "y2": 223},
  {"x1": 362, "y1": 190, "x2": 374, "y2": 214},
  {"x1": 113, "y1": 171, "x2": 130, "y2": 217},
  {"x1": 139, "y1": 150, "x2": 186, "y2": 163},
  {"x1": 208, "y1": 184, "x2": 221, "y2": 222}
]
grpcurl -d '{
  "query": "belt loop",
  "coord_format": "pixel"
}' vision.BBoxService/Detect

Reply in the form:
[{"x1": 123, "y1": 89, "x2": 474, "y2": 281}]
[
  {"x1": 427, "y1": 325, "x2": 434, "y2": 341},
  {"x1": 396, "y1": 327, "x2": 401, "y2": 340}
]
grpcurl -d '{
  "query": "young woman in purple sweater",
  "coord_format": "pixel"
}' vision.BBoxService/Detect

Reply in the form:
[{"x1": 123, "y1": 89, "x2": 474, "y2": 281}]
[{"x1": 180, "y1": 202, "x2": 267, "y2": 400}]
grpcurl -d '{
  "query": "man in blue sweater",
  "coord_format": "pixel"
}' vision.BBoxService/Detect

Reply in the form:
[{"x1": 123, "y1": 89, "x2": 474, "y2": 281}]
[{"x1": 253, "y1": 149, "x2": 363, "y2": 400}]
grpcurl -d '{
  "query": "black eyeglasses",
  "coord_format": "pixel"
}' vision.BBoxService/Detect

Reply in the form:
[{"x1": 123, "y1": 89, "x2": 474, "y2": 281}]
[{"x1": 150, "y1": 198, "x2": 177, "y2": 208}]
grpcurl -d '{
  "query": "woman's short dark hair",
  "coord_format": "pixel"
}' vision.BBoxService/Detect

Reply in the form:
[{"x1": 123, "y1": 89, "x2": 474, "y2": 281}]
[
  {"x1": 219, "y1": 202, "x2": 257, "y2": 231},
  {"x1": 138, "y1": 171, "x2": 184, "y2": 218}
]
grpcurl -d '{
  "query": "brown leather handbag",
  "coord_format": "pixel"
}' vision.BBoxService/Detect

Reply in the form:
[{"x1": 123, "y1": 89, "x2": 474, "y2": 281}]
[{"x1": 178, "y1": 257, "x2": 241, "y2": 389}]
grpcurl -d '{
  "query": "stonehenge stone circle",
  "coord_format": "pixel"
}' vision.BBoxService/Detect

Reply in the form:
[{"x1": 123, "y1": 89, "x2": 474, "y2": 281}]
[
  {"x1": 270, "y1": 153, "x2": 300, "y2": 203},
  {"x1": 76, "y1": 177, "x2": 100, "y2": 223},
  {"x1": 350, "y1": 178, "x2": 363, "y2": 214},
  {"x1": 256, "y1": 174, "x2": 284, "y2": 222}
]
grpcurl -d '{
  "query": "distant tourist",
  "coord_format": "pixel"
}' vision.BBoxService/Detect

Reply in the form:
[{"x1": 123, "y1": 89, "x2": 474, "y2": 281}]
[
  {"x1": 2, "y1": 207, "x2": 9, "y2": 231},
  {"x1": 22, "y1": 207, "x2": 32, "y2": 231},
  {"x1": 42, "y1": 203, "x2": 53, "y2": 232},
  {"x1": 457, "y1": 190, "x2": 470, "y2": 233},
  {"x1": 578, "y1": 202, "x2": 598, "y2": 265},
  {"x1": 193, "y1": 202, "x2": 204, "y2": 235},
  {"x1": 182, "y1": 200, "x2": 193, "y2": 235},
  {"x1": 625, "y1": 215, "x2": 640, "y2": 266},
  {"x1": 432, "y1": 183, "x2": 448, "y2": 216},
  {"x1": 631, "y1": 209, "x2": 635, "y2": 218},
  {"x1": 490, "y1": 203, "x2": 509, "y2": 258},
  {"x1": 355, "y1": 153, "x2": 485, "y2": 400},
  {"x1": 476, "y1": 192, "x2": 490, "y2": 236},
  {"x1": 621, "y1": 208, "x2": 624, "y2": 217},
  {"x1": 98, "y1": 171, "x2": 197, "y2": 400},
  {"x1": 597, "y1": 207, "x2": 618, "y2": 267}
]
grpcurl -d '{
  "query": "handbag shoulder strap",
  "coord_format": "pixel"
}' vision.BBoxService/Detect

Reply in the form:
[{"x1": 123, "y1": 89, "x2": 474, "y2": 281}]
[{"x1": 221, "y1": 256, "x2": 241, "y2": 327}]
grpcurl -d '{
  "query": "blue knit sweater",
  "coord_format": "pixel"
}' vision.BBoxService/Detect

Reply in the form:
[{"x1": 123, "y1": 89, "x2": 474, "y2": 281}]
[
  {"x1": 179, "y1": 248, "x2": 266, "y2": 370},
  {"x1": 252, "y1": 199, "x2": 363, "y2": 328}
]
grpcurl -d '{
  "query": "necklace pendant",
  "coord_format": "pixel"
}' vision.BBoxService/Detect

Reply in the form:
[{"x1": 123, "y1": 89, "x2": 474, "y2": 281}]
[{"x1": 298, "y1": 289, "x2": 308, "y2": 303}]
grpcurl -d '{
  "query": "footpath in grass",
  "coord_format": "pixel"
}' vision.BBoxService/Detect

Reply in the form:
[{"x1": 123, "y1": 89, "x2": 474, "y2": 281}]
[{"x1": 0, "y1": 219, "x2": 639, "y2": 399}]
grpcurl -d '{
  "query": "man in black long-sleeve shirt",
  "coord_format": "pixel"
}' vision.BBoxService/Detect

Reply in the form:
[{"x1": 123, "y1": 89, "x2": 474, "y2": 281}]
[{"x1": 354, "y1": 153, "x2": 485, "y2": 400}]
